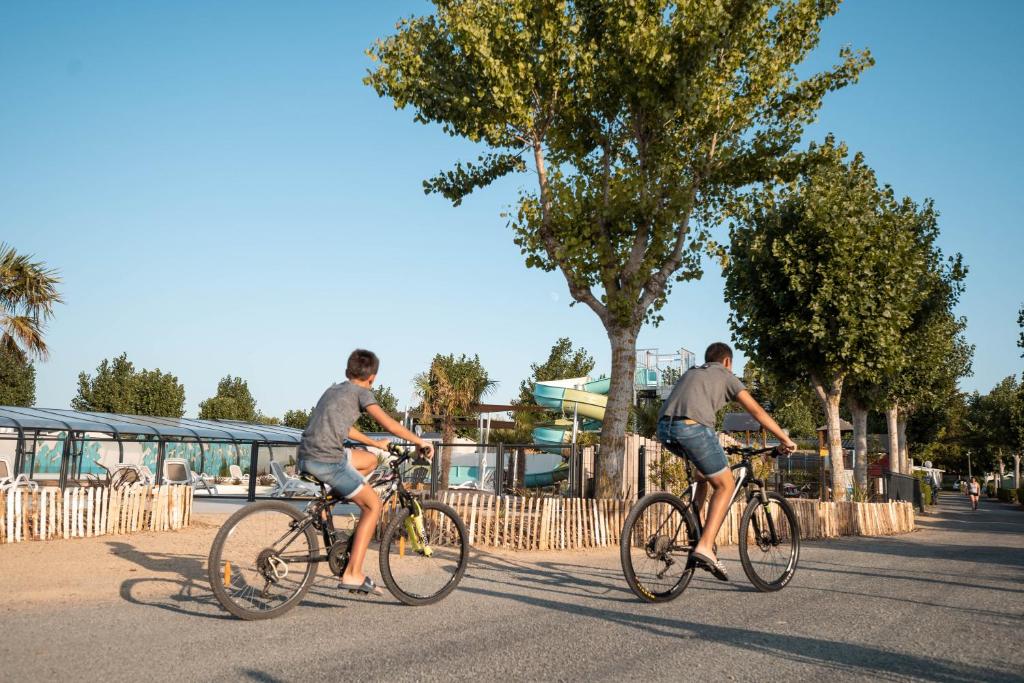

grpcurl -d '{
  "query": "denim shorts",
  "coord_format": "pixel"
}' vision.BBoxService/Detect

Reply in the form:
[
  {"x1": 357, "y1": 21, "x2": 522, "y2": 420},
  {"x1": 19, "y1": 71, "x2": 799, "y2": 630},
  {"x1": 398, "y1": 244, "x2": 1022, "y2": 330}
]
[
  {"x1": 656, "y1": 418, "x2": 729, "y2": 478},
  {"x1": 297, "y1": 451, "x2": 366, "y2": 499}
]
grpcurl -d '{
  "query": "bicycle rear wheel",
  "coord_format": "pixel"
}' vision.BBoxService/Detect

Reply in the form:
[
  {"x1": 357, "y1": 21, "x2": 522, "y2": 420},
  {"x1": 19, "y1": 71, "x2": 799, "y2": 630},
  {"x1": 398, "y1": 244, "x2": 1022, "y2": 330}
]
[
  {"x1": 208, "y1": 501, "x2": 320, "y2": 620},
  {"x1": 620, "y1": 492, "x2": 698, "y2": 602},
  {"x1": 379, "y1": 500, "x2": 468, "y2": 606},
  {"x1": 738, "y1": 491, "x2": 800, "y2": 592}
]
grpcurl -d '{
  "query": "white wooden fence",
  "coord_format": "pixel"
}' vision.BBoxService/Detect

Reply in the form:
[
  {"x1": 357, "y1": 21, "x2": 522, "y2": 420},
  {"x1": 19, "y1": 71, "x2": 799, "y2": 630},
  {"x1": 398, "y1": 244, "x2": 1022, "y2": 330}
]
[{"x1": 0, "y1": 485, "x2": 193, "y2": 544}]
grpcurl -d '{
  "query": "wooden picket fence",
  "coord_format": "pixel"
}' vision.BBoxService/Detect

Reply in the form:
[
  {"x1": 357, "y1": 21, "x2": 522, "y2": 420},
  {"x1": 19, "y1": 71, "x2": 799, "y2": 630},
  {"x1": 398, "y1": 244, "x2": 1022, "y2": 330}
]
[
  {"x1": 436, "y1": 492, "x2": 915, "y2": 551},
  {"x1": 0, "y1": 485, "x2": 193, "y2": 544}
]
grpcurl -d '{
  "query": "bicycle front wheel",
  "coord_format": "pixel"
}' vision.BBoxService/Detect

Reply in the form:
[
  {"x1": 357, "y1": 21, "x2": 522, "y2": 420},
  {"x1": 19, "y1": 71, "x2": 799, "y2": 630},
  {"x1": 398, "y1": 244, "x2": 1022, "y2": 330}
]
[
  {"x1": 738, "y1": 491, "x2": 800, "y2": 592},
  {"x1": 379, "y1": 500, "x2": 468, "y2": 606},
  {"x1": 208, "y1": 501, "x2": 320, "y2": 620},
  {"x1": 620, "y1": 492, "x2": 698, "y2": 602}
]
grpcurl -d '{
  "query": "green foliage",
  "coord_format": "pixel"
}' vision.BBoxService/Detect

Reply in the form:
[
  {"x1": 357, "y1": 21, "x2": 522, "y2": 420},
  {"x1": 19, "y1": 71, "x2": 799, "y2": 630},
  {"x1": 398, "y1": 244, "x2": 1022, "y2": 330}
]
[
  {"x1": 648, "y1": 449, "x2": 690, "y2": 498},
  {"x1": 72, "y1": 352, "x2": 185, "y2": 417},
  {"x1": 633, "y1": 401, "x2": 661, "y2": 439},
  {"x1": 416, "y1": 354, "x2": 495, "y2": 488},
  {"x1": 0, "y1": 243, "x2": 63, "y2": 360},
  {"x1": 1018, "y1": 304, "x2": 1023, "y2": 358},
  {"x1": 912, "y1": 470, "x2": 934, "y2": 506},
  {"x1": 367, "y1": 1, "x2": 871, "y2": 493},
  {"x1": 741, "y1": 362, "x2": 821, "y2": 438},
  {"x1": 356, "y1": 384, "x2": 400, "y2": 432},
  {"x1": 516, "y1": 338, "x2": 595, "y2": 405},
  {"x1": 995, "y1": 487, "x2": 1018, "y2": 504},
  {"x1": 0, "y1": 347, "x2": 35, "y2": 406},
  {"x1": 198, "y1": 375, "x2": 258, "y2": 422},
  {"x1": 282, "y1": 409, "x2": 311, "y2": 430},
  {"x1": 726, "y1": 139, "x2": 935, "y2": 391}
]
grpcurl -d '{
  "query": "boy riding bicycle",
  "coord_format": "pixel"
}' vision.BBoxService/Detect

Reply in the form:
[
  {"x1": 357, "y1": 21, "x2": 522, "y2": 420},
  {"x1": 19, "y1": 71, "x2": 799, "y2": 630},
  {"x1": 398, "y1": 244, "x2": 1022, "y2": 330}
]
[
  {"x1": 297, "y1": 349, "x2": 434, "y2": 595},
  {"x1": 657, "y1": 342, "x2": 796, "y2": 581}
]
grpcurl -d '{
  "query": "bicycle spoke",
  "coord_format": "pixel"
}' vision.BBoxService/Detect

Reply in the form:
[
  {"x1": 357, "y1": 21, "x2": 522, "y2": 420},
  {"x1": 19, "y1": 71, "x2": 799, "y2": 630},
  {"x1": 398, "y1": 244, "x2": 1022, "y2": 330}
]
[
  {"x1": 740, "y1": 495, "x2": 799, "y2": 591},
  {"x1": 624, "y1": 498, "x2": 694, "y2": 599}
]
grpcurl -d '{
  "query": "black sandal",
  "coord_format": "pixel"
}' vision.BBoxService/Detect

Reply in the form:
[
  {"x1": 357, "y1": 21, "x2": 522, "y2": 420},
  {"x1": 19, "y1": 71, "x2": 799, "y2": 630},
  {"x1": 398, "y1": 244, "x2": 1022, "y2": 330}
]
[
  {"x1": 340, "y1": 576, "x2": 384, "y2": 596},
  {"x1": 691, "y1": 551, "x2": 729, "y2": 582}
]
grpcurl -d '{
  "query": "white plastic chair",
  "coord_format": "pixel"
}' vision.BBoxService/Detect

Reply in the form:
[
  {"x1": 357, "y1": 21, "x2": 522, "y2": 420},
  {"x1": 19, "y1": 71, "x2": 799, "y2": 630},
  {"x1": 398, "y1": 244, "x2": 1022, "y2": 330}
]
[
  {"x1": 162, "y1": 458, "x2": 218, "y2": 495},
  {"x1": 0, "y1": 458, "x2": 39, "y2": 492},
  {"x1": 269, "y1": 461, "x2": 318, "y2": 498},
  {"x1": 228, "y1": 464, "x2": 249, "y2": 483}
]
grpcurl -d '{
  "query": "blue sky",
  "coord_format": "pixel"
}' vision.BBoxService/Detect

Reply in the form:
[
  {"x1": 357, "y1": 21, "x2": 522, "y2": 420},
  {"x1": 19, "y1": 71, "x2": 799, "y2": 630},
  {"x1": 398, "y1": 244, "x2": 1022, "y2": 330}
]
[{"x1": 3, "y1": 1, "x2": 1022, "y2": 416}]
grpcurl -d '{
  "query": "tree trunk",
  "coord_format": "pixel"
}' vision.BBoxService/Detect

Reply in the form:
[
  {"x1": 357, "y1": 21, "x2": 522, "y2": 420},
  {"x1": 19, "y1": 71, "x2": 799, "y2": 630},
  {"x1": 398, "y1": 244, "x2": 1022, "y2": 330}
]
[
  {"x1": 849, "y1": 397, "x2": 868, "y2": 494},
  {"x1": 885, "y1": 404, "x2": 899, "y2": 474},
  {"x1": 812, "y1": 375, "x2": 846, "y2": 502},
  {"x1": 596, "y1": 326, "x2": 639, "y2": 499},
  {"x1": 439, "y1": 421, "x2": 454, "y2": 491},
  {"x1": 1014, "y1": 454, "x2": 1021, "y2": 490},
  {"x1": 897, "y1": 415, "x2": 909, "y2": 474}
]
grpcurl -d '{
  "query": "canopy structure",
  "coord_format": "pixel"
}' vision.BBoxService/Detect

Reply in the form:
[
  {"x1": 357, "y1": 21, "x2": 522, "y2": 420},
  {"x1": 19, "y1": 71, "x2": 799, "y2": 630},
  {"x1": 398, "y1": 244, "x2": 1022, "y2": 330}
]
[
  {"x1": 0, "y1": 407, "x2": 303, "y2": 443},
  {"x1": 0, "y1": 406, "x2": 305, "y2": 497}
]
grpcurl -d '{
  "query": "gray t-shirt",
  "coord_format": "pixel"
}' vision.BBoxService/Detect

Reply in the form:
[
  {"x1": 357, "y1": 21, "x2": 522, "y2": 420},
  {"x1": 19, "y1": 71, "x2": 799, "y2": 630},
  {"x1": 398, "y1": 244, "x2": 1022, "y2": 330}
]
[
  {"x1": 297, "y1": 381, "x2": 378, "y2": 463},
  {"x1": 658, "y1": 362, "x2": 746, "y2": 429}
]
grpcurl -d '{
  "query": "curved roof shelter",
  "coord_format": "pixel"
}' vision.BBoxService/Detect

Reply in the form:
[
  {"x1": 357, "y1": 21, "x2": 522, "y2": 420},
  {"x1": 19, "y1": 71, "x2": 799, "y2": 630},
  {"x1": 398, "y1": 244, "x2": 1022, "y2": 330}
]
[{"x1": 0, "y1": 407, "x2": 303, "y2": 443}]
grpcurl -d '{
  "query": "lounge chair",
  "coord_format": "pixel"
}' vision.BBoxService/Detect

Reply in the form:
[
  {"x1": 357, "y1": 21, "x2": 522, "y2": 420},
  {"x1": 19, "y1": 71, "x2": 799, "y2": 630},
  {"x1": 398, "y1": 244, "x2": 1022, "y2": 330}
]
[
  {"x1": 0, "y1": 458, "x2": 38, "y2": 491},
  {"x1": 228, "y1": 464, "x2": 249, "y2": 483},
  {"x1": 162, "y1": 458, "x2": 218, "y2": 495},
  {"x1": 0, "y1": 458, "x2": 38, "y2": 492},
  {"x1": 269, "y1": 461, "x2": 318, "y2": 498}
]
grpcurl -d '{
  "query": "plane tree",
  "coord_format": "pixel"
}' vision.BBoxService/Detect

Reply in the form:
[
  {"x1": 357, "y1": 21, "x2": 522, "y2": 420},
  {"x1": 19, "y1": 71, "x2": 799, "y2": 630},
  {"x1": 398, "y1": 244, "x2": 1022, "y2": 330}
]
[{"x1": 366, "y1": 0, "x2": 871, "y2": 495}]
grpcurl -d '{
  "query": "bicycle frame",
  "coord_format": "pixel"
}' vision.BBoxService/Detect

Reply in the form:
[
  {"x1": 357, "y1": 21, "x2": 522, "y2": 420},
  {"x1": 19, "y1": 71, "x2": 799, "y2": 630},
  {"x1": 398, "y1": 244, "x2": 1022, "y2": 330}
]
[
  {"x1": 265, "y1": 448, "x2": 426, "y2": 572},
  {"x1": 681, "y1": 446, "x2": 782, "y2": 546}
]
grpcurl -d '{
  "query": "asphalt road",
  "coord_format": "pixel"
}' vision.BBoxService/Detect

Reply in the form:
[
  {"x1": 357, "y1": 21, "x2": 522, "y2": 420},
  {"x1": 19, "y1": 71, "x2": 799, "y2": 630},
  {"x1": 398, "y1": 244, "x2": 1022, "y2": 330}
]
[{"x1": 4, "y1": 495, "x2": 1022, "y2": 682}]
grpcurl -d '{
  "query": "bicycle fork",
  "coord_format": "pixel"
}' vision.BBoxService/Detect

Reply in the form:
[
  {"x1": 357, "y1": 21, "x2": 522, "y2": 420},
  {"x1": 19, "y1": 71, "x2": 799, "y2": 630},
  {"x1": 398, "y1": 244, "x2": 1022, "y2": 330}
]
[{"x1": 402, "y1": 500, "x2": 433, "y2": 557}]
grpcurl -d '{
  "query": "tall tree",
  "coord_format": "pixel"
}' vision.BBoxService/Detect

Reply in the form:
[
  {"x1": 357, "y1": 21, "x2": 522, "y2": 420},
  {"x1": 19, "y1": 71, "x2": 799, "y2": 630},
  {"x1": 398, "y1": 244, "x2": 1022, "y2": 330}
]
[
  {"x1": 356, "y1": 385, "x2": 401, "y2": 433},
  {"x1": 73, "y1": 353, "x2": 185, "y2": 417},
  {"x1": 0, "y1": 243, "x2": 63, "y2": 359},
  {"x1": 741, "y1": 362, "x2": 820, "y2": 439},
  {"x1": 282, "y1": 409, "x2": 311, "y2": 430},
  {"x1": 0, "y1": 347, "x2": 35, "y2": 406},
  {"x1": 415, "y1": 354, "x2": 495, "y2": 489},
  {"x1": 724, "y1": 140, "x2": 926, "y2": 500},
  {"x1": 1018, "y1": 304, "x2": 1023, "y2": 358},
  {"x1": 367, "y1": 0, "x2": 871, "y2": 496},
  {"x1": 198, "y1": 375, "x2": 258, "y2": 422},
  {"x1": 968, "y1": 376, "x2": 1022, "y2": 489}
]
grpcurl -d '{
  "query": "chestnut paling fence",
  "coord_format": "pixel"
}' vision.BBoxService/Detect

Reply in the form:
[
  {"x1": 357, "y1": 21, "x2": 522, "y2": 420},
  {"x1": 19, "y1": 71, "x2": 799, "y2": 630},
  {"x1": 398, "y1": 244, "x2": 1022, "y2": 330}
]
[
  {"x1": 434, "y1": 492, "x2": 916, "y2": 551},
  {"x1": 0, "y1": 485, "x2": 194, "y2": 544}
]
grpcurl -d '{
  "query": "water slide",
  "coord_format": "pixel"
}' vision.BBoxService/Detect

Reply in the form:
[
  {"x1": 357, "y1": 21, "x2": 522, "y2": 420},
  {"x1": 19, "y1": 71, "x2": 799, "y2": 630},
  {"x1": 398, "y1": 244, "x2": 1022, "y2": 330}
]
[{"x1": 524, "y1": 377, "x2": 609, "y2": 488}]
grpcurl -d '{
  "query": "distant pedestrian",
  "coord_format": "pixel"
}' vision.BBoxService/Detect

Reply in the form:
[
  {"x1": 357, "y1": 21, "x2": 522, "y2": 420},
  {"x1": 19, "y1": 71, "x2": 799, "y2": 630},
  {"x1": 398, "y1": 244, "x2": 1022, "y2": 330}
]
[{"x1": 968, "y1": 477, "x2": 980, "y2": 511}]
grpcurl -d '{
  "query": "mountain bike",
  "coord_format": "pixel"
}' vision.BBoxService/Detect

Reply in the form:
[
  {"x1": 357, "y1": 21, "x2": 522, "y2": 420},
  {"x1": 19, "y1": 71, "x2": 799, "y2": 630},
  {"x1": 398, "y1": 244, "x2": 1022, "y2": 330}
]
[
  {"x1": 208, "y1": 444, "x2": 469, "y2": 620},
  {"x1": 621, "y1": 444, "x2": 800, "y2": 602}
]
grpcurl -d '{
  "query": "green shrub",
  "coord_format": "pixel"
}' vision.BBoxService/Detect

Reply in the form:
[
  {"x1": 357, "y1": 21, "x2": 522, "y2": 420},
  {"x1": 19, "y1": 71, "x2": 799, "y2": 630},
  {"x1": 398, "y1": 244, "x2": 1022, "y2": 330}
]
[
  {"x1": 995, "y1": 487, "x2": 1018, "y2": 503},
  {"x1": 912, "y1": 470, "x2": 934, "y2": 506}
]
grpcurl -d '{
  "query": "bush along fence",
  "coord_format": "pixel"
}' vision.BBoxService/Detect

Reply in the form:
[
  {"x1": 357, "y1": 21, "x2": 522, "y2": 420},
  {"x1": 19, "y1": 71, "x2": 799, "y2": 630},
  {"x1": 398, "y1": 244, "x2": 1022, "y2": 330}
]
[
  {"x1": 0, "y1": 485, "x2": 193, "y2": 544},
  {"x1": 434, "y1": 492, "x2": 916, "y2": 552}
]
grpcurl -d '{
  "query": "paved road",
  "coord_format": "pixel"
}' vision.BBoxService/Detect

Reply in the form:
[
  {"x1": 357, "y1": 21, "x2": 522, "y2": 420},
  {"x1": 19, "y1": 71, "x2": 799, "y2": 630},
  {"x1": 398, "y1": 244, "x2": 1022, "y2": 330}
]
[{"x1": 4, "y1": 495, "x2": 1023, "y2": 682}]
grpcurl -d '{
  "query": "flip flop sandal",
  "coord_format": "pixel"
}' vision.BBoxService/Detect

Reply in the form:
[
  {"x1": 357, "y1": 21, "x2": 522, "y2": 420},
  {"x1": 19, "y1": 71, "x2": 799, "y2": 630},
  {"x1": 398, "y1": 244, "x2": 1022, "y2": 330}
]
[
  {"x1": 340, "y1": 576, "x2": 384, "y2": 596},
  {"x1": 690, "y1": 551, "x2": 729, "y2": 582}
]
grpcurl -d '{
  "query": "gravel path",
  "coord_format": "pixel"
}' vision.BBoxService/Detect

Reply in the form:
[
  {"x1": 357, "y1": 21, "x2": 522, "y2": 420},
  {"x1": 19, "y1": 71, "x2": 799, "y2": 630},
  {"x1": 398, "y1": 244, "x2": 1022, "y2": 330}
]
[{"x1": 2, "y1": 494, "x2": 1021, "y2": 682}]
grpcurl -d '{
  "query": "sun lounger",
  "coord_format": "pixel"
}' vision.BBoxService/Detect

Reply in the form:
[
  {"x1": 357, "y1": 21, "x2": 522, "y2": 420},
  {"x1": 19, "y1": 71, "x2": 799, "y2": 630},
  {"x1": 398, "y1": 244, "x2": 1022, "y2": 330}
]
[
  {"x1": 0, "y1": 458, "x2": 38, "y2": 492},
  {"x1": 269, "y1": 461, "x2": 318, "y2": 498},
  {"x1": 162, "y1": 458, "x2": 218, "y2": 495}
]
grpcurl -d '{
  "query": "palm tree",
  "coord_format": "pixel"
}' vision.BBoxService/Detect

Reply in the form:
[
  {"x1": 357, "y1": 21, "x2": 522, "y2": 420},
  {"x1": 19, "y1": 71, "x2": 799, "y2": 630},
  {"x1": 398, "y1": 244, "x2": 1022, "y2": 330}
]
[
  {"x1": 0, "y1": 244, "x2": 62, "y2": 360},
  {"x1": 415, "y1": 353, "x2": 496, "y2": 490}
]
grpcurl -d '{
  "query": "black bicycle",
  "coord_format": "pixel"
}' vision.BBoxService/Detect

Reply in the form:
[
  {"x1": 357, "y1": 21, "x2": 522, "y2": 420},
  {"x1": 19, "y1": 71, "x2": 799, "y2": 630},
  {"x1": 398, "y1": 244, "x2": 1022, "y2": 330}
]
[
  {"x1": 208, "y1": 444, "x2": 469, "y2": 620},
  {"x1": 621, "y1": 445, "x2": 800, "y2": 602}
]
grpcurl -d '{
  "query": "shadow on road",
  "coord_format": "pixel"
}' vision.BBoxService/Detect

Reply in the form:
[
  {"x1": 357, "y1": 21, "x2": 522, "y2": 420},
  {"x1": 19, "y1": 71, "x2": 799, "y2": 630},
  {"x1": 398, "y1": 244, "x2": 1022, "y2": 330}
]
[
  {"x1": 108, "y1": 541, "x2": 380, "y2": 619},
  {"x1": 459, "y1": 580, "x2": 1016, "y2": 682}
]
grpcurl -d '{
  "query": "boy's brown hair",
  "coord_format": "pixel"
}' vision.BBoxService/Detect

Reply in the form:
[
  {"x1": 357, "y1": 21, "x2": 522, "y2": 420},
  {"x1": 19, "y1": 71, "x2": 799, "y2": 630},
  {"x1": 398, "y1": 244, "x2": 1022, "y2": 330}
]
[
  {"x1": 346, "y1": 349, "x2": 380, "y2": 380},
  {"x1": 704, "y1": 342, "x2": 733, "y2": 364}
]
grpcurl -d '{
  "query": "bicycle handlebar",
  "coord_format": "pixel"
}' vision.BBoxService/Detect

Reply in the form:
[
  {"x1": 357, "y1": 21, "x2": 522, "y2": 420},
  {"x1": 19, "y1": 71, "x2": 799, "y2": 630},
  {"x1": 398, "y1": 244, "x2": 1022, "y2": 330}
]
[{"x1": 725, "y1": 445, "x2": 786, "y2": 458}]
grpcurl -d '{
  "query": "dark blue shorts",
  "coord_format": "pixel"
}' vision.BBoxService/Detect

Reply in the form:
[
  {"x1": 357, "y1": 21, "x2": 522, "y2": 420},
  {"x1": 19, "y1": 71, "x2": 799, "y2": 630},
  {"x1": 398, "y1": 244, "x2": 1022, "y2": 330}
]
[{"x1": 657, "y1": 419, "x2": 730, "y2": 478}]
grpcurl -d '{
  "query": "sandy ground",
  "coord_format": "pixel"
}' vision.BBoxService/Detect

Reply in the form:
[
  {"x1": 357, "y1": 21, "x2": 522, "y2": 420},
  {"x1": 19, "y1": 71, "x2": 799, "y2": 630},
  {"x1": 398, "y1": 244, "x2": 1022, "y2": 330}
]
[{"x1": 0, "y1": 514, "x2": 230, "y2": 610}]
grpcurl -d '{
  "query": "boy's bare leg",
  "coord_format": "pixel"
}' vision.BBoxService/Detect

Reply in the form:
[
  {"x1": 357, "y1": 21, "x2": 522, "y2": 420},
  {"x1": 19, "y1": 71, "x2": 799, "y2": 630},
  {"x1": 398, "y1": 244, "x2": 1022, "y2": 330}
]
[
  {"x1": 691, "y1": 474, "x2": 709, "y2": 523},
  {"x1": 341, "y1": 485, "x2": 382, "y2": 586},
  {"x1": 693, "y1": 468, "x2": 735, "y2": 561},
  {"x1": 349, "y1": 449, "x2": 377, "y2": 477}
]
